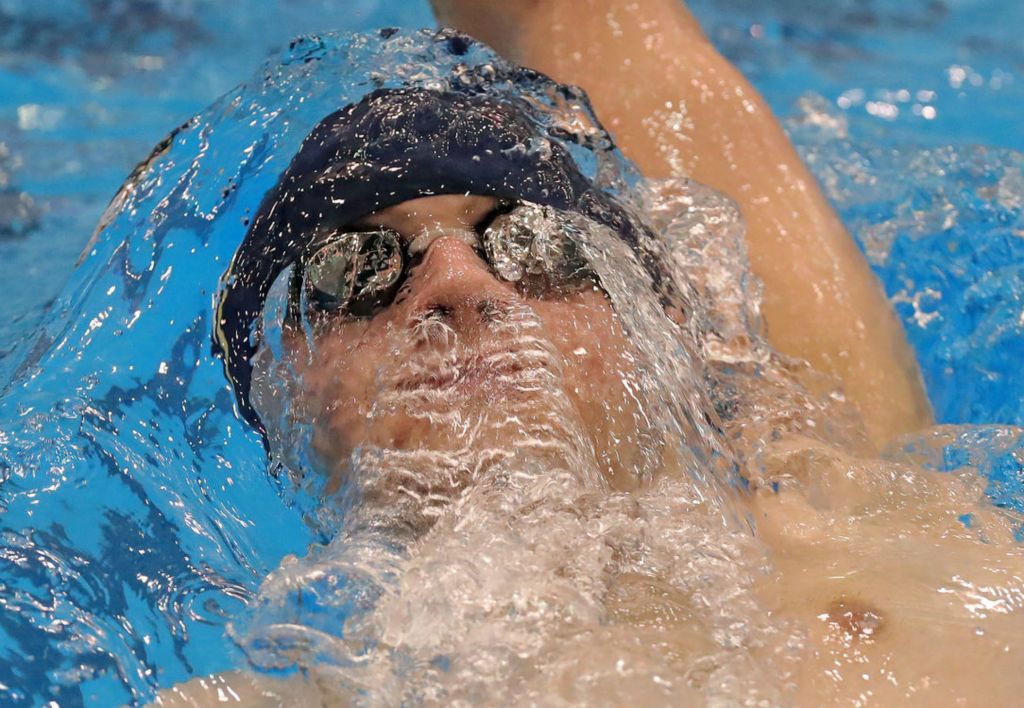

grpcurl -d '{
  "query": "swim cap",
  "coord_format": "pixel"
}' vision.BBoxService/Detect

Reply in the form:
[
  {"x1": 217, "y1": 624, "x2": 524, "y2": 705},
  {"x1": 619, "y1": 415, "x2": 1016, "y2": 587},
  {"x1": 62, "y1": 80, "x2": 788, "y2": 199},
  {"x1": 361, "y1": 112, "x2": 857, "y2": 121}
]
[{"x1": 214, "y1": 85, "x2": 666, "y2": 436}]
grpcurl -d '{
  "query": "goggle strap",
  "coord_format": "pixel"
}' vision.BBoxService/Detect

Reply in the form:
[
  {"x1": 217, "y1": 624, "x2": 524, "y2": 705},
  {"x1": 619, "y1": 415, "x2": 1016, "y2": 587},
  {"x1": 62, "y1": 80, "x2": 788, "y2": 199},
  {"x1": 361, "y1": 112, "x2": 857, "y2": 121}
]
[{"x1": 285, "y1": 262, "x2": 305, "y2": 327}]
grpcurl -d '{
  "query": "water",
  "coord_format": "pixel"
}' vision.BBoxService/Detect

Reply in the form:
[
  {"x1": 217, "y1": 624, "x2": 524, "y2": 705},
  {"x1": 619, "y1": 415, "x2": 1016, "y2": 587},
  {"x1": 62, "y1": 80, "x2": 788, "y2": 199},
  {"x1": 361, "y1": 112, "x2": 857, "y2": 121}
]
[
  {"x1": 689, "y1": 0, "x2": 1024, "y2": 426},
  {"x1": 0, "y1": 0, "x2": 434, "y2": 372},
  {"x1": 0, "y1": 1, "x2": 1022, "y2": 705}
]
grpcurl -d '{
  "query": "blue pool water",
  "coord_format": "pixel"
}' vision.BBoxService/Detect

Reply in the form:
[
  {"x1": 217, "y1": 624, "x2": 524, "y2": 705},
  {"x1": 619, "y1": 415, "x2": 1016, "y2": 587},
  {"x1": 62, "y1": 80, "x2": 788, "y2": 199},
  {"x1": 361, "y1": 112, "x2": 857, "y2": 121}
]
[{"x1": 0, "y1": 1, "x2": 1022, "y2": 704}]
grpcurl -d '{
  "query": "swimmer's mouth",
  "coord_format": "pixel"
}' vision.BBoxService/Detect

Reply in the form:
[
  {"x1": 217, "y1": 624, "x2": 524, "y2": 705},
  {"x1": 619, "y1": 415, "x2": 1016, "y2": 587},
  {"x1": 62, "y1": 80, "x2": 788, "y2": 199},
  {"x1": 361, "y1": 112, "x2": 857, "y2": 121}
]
[{"x1": 389, "y1": 349, "x2": 551, "y2": 394}]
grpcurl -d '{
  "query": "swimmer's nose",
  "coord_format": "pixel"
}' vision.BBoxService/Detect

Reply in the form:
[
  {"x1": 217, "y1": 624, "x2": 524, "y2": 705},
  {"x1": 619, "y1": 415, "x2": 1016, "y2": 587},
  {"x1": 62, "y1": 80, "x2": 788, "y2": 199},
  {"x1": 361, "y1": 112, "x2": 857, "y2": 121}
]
[{"x1": 403, "y1": 235, "x2": 516, "y2": 330}]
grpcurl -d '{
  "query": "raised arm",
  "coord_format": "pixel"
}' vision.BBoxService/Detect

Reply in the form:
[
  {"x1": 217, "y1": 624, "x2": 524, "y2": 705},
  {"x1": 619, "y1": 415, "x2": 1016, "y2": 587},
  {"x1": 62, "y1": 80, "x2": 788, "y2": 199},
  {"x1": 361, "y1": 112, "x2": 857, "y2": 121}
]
[{"x1": 431, "y1": 0, "x2": 932, "y2": 447}]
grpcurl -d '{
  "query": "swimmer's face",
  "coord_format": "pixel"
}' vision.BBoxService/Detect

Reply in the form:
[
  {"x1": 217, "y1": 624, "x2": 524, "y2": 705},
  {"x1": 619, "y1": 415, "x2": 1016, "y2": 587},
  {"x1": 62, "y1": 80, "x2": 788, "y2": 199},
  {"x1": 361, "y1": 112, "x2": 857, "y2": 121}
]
[{"x1": 289, "y1": 195, "x2": 650, "y2": 493}]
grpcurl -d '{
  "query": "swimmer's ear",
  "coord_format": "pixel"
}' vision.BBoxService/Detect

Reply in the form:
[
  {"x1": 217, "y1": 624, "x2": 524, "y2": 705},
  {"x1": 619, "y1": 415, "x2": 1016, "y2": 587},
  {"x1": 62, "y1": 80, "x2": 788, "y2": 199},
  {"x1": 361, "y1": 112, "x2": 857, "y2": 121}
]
[{"x1": 281, "y1": 320, "x2": 312, "y2": 371}]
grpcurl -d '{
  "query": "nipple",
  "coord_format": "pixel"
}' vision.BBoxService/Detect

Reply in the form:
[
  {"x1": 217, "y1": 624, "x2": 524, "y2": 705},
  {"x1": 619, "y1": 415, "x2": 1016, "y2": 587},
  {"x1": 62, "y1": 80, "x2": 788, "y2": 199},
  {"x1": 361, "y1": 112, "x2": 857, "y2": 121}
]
[{"x1": 823, "y1": 597, "x2": 885, "y2": 641}]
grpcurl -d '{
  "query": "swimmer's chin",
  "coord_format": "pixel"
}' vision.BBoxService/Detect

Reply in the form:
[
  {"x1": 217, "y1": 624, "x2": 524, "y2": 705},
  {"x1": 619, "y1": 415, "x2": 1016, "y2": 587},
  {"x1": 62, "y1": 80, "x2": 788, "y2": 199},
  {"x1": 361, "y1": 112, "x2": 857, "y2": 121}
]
[{"x1": 376, "y1": 349, "x2": 562, "y2": 406}]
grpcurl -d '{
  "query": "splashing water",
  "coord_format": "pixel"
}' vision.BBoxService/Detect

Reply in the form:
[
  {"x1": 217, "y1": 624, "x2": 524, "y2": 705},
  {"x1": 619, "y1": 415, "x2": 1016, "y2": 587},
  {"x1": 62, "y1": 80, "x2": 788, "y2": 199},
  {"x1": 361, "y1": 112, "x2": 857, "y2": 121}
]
[
  {"x1": 235, "y1": 195, "x2": 797, "y2": 702},
  {"x1": 785, "y1": 95, "x2": 1024, "y2": 427},
  {"x1": 2, "y1": 27, "x2": 1024, "y2": 707}
]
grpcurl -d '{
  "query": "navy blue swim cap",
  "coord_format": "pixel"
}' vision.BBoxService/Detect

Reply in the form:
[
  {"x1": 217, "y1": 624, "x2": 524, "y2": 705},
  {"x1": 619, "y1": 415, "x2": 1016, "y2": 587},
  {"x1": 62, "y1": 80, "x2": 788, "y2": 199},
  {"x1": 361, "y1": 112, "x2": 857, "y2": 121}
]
[{"x1": 214, "y1": 85, "x2": 663, "y2": 436}]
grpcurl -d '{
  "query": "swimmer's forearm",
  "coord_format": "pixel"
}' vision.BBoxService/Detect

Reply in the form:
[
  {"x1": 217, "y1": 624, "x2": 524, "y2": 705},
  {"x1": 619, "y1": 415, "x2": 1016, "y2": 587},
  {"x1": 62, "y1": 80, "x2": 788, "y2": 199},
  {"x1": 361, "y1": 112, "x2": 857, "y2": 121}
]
[
  {"x1": 432, "y1": 0, "x2": 932, "y2": 446},
  {"x1": 149, "y1": 669, "x2": 337, "y2": 706}
]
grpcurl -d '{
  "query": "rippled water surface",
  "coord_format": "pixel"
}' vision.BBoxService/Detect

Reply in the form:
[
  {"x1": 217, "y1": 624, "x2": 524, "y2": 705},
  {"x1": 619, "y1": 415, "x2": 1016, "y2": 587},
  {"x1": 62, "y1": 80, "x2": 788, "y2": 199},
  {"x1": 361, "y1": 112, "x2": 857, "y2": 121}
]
[{"x1": 1, "y1": 1, "x2": 1022, "y2": 705}]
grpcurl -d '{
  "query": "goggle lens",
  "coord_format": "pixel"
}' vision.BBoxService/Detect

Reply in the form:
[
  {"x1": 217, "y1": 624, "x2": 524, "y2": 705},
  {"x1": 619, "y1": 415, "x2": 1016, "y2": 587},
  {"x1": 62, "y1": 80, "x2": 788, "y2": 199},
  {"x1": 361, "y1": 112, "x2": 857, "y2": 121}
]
[{"x1": 297, "y1": 202, "x2": 599, "y2": 323}]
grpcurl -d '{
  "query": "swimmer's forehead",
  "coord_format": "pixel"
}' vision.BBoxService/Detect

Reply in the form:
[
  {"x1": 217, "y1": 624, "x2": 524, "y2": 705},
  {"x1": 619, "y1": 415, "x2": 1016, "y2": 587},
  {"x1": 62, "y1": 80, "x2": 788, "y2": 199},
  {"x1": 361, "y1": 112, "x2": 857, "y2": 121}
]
[{"x1": 354, "y1": 195, "x2": 499, "y2": 240}]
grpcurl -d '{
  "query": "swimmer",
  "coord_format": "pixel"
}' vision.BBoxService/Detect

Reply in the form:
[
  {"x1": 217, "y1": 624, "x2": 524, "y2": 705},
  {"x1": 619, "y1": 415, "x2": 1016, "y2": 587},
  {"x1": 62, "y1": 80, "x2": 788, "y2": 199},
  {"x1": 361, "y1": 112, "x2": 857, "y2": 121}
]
[{"x1": 156, "y1": 1, "x2": 1024, "y2": 705}]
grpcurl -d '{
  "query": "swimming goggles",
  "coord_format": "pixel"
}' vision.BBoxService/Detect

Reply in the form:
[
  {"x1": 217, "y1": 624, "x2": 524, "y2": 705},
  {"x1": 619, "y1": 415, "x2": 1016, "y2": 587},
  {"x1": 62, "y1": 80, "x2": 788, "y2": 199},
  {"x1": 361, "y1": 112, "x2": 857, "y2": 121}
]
[{"x1": 286, "y1": 201, "x2": 600, "y2": 325}]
